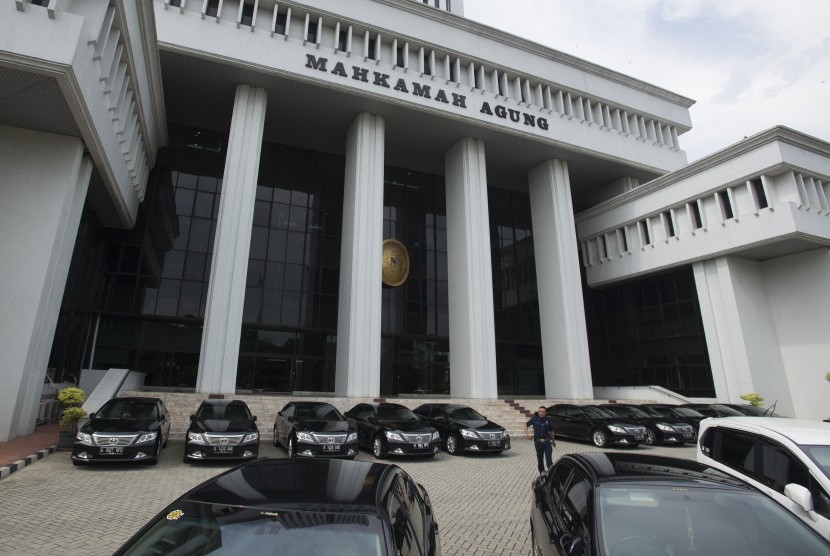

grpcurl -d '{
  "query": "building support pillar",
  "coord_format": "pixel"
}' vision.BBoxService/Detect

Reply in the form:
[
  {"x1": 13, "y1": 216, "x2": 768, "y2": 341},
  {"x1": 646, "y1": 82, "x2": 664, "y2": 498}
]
[
  {"x1": 0, "y1": 127, "x2": 92, "y2": 441},
  {"x1": 529, "y1": 159, "x2": 593, "y2": 399},
  {"x1": 197, "y1": 85, "x2": 267, "y2": 393},
  {"x1": 335, "y1": 113, "x2": 385, "y2": 396},
  {"x1": 445, "y1": 138, "x2": 498, "y2": 398}
]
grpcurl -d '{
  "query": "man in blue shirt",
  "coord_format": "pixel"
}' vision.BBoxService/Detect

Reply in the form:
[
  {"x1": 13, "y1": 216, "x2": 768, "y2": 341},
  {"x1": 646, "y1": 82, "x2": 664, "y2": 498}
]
[{"x1": 525, "y1": 406, "x2": 556, "y2": 473}]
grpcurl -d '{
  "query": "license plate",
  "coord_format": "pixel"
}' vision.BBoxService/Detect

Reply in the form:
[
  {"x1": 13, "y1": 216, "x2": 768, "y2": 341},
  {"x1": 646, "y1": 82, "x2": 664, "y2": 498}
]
[
  {"x1": 213, "y1": 446, "x2": 234, "y2": 454},
  {"x1": 322, "y1": 445, "x2": 340, "y2": 452},
  {"x1": 100, "y1": 447, "x2": 123, "y2": 455},
  {"x1": 635, "y1": 435, "x2": 644, "y2": 440},
  {"x1": 684, "y1": 432, "x2": 694, "y2": 438},
  {"x1": 488, "y1": 440, "x2": 501, "y2": 447},
  {"x1": 413, "y1": 442, "x2": 428, "y2": 449}
]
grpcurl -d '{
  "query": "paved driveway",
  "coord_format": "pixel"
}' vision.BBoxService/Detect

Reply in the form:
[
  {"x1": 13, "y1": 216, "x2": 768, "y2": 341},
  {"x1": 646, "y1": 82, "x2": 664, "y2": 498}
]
[{"x1": 0, "y1": 437, "x2": 696, "y2": 555}]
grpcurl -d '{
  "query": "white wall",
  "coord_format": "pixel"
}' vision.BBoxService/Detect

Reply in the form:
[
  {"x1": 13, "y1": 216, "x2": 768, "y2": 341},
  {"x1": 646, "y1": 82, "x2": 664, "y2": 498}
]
[
  {"x1": 0, "y1": 126, "x2": 92, "y2": 441},
  {"x1": 764, "y1": 249, "x2": 830, "y2": 420}
]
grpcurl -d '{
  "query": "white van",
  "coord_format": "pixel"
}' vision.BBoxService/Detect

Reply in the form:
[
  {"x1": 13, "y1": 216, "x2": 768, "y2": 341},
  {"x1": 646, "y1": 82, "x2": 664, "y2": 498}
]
[{"x1": 697, "y1": 416, "x2": 830, "y2": 539}]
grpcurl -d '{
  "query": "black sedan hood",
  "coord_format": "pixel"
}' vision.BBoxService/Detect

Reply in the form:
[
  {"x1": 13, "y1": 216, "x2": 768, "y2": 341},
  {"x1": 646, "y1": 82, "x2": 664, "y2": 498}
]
[
  {"x1": 379, "y1": 419, "x2": 433, "y2": 433},
  {"x1": 189, "y1": 419, "x2": 257, "y2": 433},
  {"x1": 295, "y1": 419, "x2": 350, "y2": 433},
  {"x1": 453, "y1": 419, "x2": 502, "y2": 430},
  {"x1": 83, "y1": 418, "x2": 159, "y2": 433}
]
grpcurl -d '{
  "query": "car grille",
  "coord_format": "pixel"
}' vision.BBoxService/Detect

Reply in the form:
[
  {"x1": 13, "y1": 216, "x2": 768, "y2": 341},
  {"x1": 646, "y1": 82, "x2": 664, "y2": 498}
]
[
  {"x1": 311, "y1": 433, "x2": 348, "y2": 444},
  {"x1": 477, "y1": 430, "x2": 504, "y2": 440},
  {"x1": 675, "y1": 424, "x2": 694, "y2": 433},
  {"x1": 205, "y1": 433, "x2": 244, "y2": 446},
  {"x1": 402, "y1": 433, "x2": 432, "y2": 443},
  {"x1": 624, "y1": 426, "x2": 647, "y2": 436},
  {"x1": 93, "y1": 433, "x2": 138, "y2": 446}
]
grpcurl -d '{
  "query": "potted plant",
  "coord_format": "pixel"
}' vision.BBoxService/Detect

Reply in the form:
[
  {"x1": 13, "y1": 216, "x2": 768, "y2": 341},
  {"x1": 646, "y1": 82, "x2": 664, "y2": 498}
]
[
  {"x1": 57, "y1": 386, "x2": 87, "y2": 450},
  {"x1": 738, "y1": 392, "x2": 764, "y2": 407}
]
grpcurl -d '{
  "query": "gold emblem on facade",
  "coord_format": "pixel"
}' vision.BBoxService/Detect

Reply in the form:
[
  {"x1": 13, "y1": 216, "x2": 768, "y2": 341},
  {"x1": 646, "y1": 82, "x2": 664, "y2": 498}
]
[{"x1": 382, "y1": 239, "x2": 410, "y2": 287}]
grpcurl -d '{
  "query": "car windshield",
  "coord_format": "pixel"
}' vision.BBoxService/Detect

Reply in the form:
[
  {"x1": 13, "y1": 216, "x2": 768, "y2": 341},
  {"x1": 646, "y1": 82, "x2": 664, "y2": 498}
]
[
  {"x1": 598, "y1": 484, "x2": 830, "y2": 556},
  {"x1": 377, "y1": 405, "x2": 418, "y2": 421},
  {"x1": 447, "y1": 407, "x2": 485, "y2": 421},
  {"x1": 623, "y1": 406, "x2": 650, "y2": 418},
  {"x1": 801, "y1": 445, "x2": 830, "y2": 481},
  {"x1": 295, "y1": 405, "x2": 345, "y2": 422},
  {"x1": 197, "y1": 404, "x2": 251, "y2": 421},
  {"x1": 711, "y1": 404, "x2": 745, "y2": 416},
  {"x1": 120, "y1": 503, "x2": 384, "y2": 555},
  {"x1": 674, "y1": 407, "x2": 704, "y2": 417},
  {"x1": 97, "y1": 401, "x2": 157, "y2": 420},
  {"x1": 584, "y1": 406, "x2": 614, "y2": 419}
]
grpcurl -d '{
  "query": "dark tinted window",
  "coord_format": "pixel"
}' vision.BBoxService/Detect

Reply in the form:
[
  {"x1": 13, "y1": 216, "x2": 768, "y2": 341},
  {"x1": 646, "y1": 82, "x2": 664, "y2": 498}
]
[
  {"x1": 562, "y1": 472, "x2": 591, "y2": 542},
  {"x1": 715, "y1": 429, "x2": 757, "y2": 477},
  {"x1": 759, "y1": 439, "x2": 810, "y2": 494},
  {"x1": 547, "y1": 463, "x2": 572, "y2": 508}
]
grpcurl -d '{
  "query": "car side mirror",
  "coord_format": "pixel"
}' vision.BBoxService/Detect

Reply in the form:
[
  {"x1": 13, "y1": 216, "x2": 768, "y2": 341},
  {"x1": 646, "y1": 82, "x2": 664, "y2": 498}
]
[
  {"x1": 89, "y1": 412, "x2": 96, "y2": 419},
  {"x1": 784, "y1": 483, "x2": 814, "y2": 513},
  {"x1": 253, "y1": 416, "x2": 257, "y2": 422},
  {"x1": 189, "y1": 414, "x2": 195, "y2": 420}
]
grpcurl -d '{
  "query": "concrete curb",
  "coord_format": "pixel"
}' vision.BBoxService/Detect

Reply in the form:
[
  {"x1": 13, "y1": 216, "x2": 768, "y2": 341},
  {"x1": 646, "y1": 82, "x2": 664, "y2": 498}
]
[{"x1": 0, "y1": 445, "x2": 58, "y2": 480}]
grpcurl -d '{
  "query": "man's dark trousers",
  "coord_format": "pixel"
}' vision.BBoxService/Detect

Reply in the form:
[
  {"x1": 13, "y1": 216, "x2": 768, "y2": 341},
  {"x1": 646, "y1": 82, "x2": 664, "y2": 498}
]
[{"x1": 534, "y1": 438, "x2": 553, "y2": 473}]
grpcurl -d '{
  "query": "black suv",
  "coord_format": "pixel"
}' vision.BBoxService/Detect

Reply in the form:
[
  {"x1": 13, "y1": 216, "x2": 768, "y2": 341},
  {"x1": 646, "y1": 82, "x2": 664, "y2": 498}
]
[
  {"x1": 413, "y1": 403, "x2": 510, "y2": 455},
  {"x1": 601, "y1": 403, "x2": 696, "y2": 445},
  {"x1": 183, "y1": 399, "x2": 259, "y2": 463},
  {"x1": 72, "y1": 396, "x2": 171, "y2": 465},
  {"x1": 273, "y1": 401, "x2": 359, "y2": 459},
  {"x1": 548, "y1": 404, "x2": 646, "y2": 447},
  {"x1": 345, "y1": 402, "x2": 440, "y2": 458}
]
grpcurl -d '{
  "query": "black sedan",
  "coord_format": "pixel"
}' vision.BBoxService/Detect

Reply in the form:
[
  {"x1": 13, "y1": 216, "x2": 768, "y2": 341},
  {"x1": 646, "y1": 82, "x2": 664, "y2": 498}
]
[
  {"x1": 345, "y1": 402, "x2": 440, "y2": 458},
  {"x1": 183, "y1": 399, "x2": 259, "y2": 463},
  {"x1": 114, "y1": 458, "x2": 442, "y2": 555},
  {"x1": 679, "y1": 402, "x2": 745, "y2": 418},
  {"x1": 71, "y1": 396, "x2": 170, "y2": 465},
  {"x1": 600, "y1": 403, "x2": 696, "y2": 445},
  {"x1": 530, "y1": 452, "x2": 830, "y2": 555},
  {"x1": 273, "y1": 401, "x2": 359, "y2": 459},
  {"x1": 413, "y1": 403, "x2": 510, "y2": 455},
  {"x1": 638, "y1": 403, "x2": 706, "y2": 432},
  {"x1": 548, "y1": 404, "x2": 646, "y2": 448}
]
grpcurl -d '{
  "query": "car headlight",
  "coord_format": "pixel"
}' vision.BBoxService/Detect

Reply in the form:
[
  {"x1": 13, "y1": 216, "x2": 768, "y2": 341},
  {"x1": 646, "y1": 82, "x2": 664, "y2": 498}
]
[
  {"x1": 386, "y1": 431, "x2": 404, "y2": 442},
  {"x1": 137, "y1": 432, "x2": 158, "y2": 443},
  {"x1": 656, "y1": 423, "x2": 675, "y2": 432},
  {"x1": 347, "y1": 432, "x2": 358, "y2": 442},
  {"x1": 187, "y1": 432, "x2": 206, "y2": 444},
  {"x1": 431, "y1": 430, "x2": 441, "y2": 441},
  {"x1": 503, "y1": 430, "x2": 510, "y2": 439},
  {"x1": 76, "y1": 432, "x2": 92, "y2": 444},
  {"x1": 243, "y1": 432, "x2": 259, "y2": 443},
  {"x1": 607, "y1": 425, "x2": 626, "y2": 434},
  {"x1": 460, "y1": 429, "x2": 478, "y2": 439},
  {"x1": 296, "y1": 431, "x2": 315, "y2": 443}
]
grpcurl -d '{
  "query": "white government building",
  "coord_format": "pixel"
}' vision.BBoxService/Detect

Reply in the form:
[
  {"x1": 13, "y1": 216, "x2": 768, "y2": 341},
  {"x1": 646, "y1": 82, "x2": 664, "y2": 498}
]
[{"x1": 1, "y1": 0, "x2": 828, "y2": 441}]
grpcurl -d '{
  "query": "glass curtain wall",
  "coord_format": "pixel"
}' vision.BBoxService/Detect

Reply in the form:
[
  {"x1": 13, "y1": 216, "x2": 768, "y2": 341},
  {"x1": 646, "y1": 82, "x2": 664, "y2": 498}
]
[
  {"x1": 488, "y1": 188, "x2": 544, "y2": 395},
  {"x1": 380, "y1": 168, "x2": 450, "y2": 395},
  {"x1": 237, "y1": 142, "x2": 344, "y2": 393},
  {"x1": 584, "y1": 267, "x2": 715, "y2": 397}
]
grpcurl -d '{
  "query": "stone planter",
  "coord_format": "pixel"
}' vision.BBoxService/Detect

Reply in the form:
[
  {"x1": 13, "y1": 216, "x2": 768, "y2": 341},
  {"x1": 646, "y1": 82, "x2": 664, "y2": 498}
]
[{"x1": 57, "y1": 430, "x2": 75, "y2": 451}]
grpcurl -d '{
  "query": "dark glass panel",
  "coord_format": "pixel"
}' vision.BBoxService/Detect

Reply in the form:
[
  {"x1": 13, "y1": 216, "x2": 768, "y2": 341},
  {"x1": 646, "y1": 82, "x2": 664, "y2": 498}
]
[
  {"x1": 188, "y1": 218, "x2": 212, "y2": 253},
  {"x1": 249, "y1": 227, "x2": 268, "y2": 260}
]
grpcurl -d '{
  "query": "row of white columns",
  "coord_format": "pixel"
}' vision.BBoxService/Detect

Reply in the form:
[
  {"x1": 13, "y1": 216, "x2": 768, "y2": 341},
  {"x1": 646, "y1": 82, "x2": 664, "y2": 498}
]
[{"x1": 195, "y1": 84, "x2": 593, "y2": 400}]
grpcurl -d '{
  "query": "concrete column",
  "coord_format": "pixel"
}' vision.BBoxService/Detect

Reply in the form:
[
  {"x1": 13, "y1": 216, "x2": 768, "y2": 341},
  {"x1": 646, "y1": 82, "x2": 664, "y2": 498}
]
[
  {"x1": 445, "y1": 138, "x2": 498, "y2": 398},
  {"x1": 335, "y1": 113, "x2": 385, "y2": 397},
  {"x1": 0, "y1": 126, "x2": 92, "y2": 441},
  {"x1": 197, "y1": 85, "x2": 267, "y2": 393},
  {"x1": 528, "y1": 159, "x2": 593, "y2": 399}
]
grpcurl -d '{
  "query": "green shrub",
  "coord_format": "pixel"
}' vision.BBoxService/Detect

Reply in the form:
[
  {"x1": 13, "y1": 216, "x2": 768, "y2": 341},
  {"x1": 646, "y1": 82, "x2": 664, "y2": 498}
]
[
  {"x1": 58, "y1": 386, "x2": 87, "y2": 432},
  {"x1": 59, "y1": 407, "x2": 87, "y2": 429},
  {"x1": 739, "y1": 392, "x2": 764, "y2": 407},
  {"x1": 57, "y1": 386, "x2": 85, "y2": 407}
]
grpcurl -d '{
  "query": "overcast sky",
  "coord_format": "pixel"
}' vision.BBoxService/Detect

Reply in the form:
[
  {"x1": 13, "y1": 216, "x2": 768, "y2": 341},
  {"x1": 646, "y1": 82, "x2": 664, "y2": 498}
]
[{"x1": 463, "y1": 0, "x2": 830, "y2": 162}]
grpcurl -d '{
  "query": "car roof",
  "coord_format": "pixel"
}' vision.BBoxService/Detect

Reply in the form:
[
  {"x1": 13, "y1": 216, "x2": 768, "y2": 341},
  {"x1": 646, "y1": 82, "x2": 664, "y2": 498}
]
[
  {"x1": 567, "y1": 452, "x2": 748, "y2": 489},
  {"x1": 108, "y1": 396, "x2": 161, "y2": 404},
  {"x1": 291, "y1": 401, "x2": 335, "y2": 408},
  {"x1": 183, "y1": 458, "x2": 397, "y2": 512},
  {"x1": 700, "y1": 417, "x2": 830, "y2": 445},
  {"x1": 200, "y1": 399, "x2": 248, "y2": 407}
]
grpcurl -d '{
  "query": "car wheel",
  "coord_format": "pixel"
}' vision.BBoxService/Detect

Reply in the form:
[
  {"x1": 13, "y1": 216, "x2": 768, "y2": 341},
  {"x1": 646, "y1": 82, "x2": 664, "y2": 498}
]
[
  {"x1": 644, "y1": 428, "x2": 656, "y2": 446},
  {"x1": 287, "y1": 435, "x2": 296, "y2": 458},
  {"x1": 592, "y1": 430, "x2": 608, "y2": 448},
  {"x1": 446, "y1": 434, "x2": 460, "y2": 455},
  {"x1": 372, "y1": 435, "x2": 386, "y2": 459}
]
